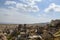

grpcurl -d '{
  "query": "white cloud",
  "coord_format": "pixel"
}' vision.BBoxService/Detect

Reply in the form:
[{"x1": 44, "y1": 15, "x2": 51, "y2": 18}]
[
  {"x1": 0, "y1": 8, "x2": 51, "y2": 24},
  {"x1": 54, "y1": 6, "x2": 60, "y2": 12},
  {"x1": 31, "y1": 5, "x2": 40, "y2": 12},
  {"x1": 16, "y1": 3, "x2": 39, "y2": 12},
  {"x1": 16, "y1": 3, "x2": 27, "y2": 11},
  {"x1": 19, "y1": 0, "x2": 42, "y2": 5},
  {"x1": 25, "y1": 0, "x2": 42, "y2": 5},
  {"x1": 4, "y1": 0, "x2": 41, "y2": 12},
  {"x1": 44, "y1": 3, "x2": 60, "y2": 12},
  {"x1": 5, "y1": 1, "x2": 16, "y2": 5}
]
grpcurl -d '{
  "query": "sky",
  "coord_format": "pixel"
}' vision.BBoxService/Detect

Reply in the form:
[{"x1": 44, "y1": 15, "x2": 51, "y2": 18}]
[{"x1": 0, "y1": 0, "x2": 60, "y2": 24}]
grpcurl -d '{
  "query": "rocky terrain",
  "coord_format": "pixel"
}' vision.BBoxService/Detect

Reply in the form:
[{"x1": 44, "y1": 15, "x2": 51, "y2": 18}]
[{"x1": 0, "y1": 19, "x2": 60, "y2": 40}]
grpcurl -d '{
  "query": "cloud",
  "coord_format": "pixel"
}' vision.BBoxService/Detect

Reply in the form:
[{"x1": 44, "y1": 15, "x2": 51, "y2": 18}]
[
  {"x1": 5, "y1": 1, "x2": 16, "y2": 5},
  {"x1": 0, "y1": 8, "x2": 51, "y2": 24},
  {"x1": 23, "y1": 0, "x2": 42, "y2": 5},
  {"x1": 44, "y1": 3, "x2": 60, "y2": 12},
  {"x1": 4, "y1": 0, "x2": 41, "y2": 12},
  {"x1": 16, "y1": 3, "x2": 40, "y2": 12}
]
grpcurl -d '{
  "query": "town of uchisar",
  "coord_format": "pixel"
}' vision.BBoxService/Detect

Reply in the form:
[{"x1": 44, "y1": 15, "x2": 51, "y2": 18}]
[{"x1": 0, "y1": 19, "x2": 60, "y2": 40}]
